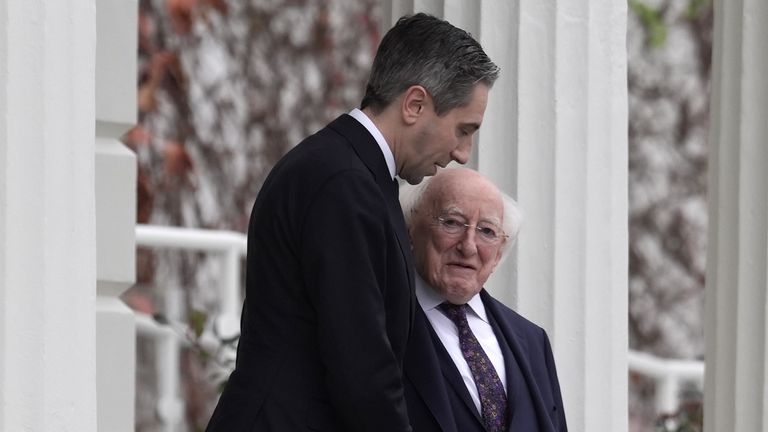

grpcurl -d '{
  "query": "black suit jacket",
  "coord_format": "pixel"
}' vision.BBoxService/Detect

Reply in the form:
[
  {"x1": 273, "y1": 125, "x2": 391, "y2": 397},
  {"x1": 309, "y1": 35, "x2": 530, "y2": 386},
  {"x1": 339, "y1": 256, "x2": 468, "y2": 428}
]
[
  {"x1": 404, "y1": 290, "x2": 567, "y2": 432},
  {"x1": 207, "y1": 114, "x2": 415, "y2": 432}
]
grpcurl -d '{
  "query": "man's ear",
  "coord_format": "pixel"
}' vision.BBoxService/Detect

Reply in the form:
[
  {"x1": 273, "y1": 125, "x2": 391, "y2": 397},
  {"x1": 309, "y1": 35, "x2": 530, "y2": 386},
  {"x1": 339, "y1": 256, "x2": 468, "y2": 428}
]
[{"x1": 401, "y1": 85, "x2": 429, "y2": 125}]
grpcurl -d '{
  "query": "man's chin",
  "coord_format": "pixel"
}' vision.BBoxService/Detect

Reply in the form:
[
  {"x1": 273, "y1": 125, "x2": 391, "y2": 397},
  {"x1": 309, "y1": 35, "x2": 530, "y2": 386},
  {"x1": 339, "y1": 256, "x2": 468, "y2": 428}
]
[
  {"x1": 444, "y1": 290, "x2": 478, "y2": 305},
  {"x1": 442, "y1": 281, "x2": 481, "y2": 303},
  {"x1": 405, "y1": 175, "x2": 425, "y2": 185}
]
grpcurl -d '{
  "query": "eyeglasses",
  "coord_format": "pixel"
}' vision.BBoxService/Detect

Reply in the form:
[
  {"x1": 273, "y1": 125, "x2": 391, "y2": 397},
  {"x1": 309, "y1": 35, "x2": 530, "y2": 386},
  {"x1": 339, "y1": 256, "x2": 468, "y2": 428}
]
[{"x1": 434, "y1": 216, "x2": 508, "y2": 245}]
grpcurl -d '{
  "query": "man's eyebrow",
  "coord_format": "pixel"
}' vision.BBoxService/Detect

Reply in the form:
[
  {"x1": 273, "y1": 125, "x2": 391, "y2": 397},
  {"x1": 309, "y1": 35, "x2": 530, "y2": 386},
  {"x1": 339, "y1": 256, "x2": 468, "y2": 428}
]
[
  {"x1": 442, "y1": 207, "x2": 501, "y2": 225},
  {"x1": 440, "y1": 207, "x2": 466, "y2": 217},
  {"x1": 461, "y1": 122, "x2": 481, "y2": 132},
  {"x1": 479, "y1": 217, "x2": 502, "y2": 227}
]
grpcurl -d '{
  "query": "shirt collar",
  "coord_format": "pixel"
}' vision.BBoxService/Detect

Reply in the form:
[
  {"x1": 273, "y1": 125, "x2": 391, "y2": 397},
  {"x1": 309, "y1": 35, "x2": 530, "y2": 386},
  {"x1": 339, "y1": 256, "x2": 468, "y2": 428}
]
[
  {"x1": 349, "y1": 108, "x2": 396, "y2": 180},
  {"x1": 415, "y1": 274, "x2": 489, "y2": 324}
]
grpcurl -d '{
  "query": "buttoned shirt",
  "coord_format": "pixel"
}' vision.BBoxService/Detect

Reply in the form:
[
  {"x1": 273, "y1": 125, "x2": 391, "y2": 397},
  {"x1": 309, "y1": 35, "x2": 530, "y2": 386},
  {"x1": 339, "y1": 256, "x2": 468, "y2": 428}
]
[{"x1": 415, "y1": 275, "x2": 508, "y2": 413}]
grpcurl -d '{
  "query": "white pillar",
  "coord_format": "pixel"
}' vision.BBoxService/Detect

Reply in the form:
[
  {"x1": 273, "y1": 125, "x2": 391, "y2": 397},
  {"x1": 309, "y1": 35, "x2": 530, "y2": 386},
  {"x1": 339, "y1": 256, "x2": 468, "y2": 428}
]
[
  {"x1": 704, "y1": 1, "x2": 768, "y2": 431},
  {"x1": 383, "y1": 2, "x2": 629, "y2": 431},
  {"x1": 0, "y1": 1, "x2": 98, "y2": 431},
  {"x1": 488, "y1": 2, "x2": 629, "y2": 431},
  {"x1": 95, "y1": 1, "x2": 138, "y2": 431}
]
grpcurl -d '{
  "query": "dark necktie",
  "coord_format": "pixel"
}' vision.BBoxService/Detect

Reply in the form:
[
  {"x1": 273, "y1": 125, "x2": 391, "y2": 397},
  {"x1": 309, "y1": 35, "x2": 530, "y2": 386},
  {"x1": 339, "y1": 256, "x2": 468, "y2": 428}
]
[{"x1": 439, "y1": 302, "x2": 508, "y2": 432}]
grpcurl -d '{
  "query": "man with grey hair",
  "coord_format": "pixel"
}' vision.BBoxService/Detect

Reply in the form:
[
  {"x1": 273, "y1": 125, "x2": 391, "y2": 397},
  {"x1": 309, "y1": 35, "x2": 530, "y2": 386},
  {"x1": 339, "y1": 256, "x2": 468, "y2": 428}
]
[
  {"x1": 207, "y1": 13, "x2": 499, "y2": 432},
  {"x1": 401, "y1": 167, "x2": 567, "y2": 432}
]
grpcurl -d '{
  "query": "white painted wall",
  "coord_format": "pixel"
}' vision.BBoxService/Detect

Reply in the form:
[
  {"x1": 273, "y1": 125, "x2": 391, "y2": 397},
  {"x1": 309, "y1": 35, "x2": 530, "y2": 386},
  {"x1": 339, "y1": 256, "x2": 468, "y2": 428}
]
[
  {"x1": 704, "y1": 0, "x2": 768, "y2": 430},
  {"x1": 496, "y1": 3, "x2": 629, "y2": 431},
  {"x1": 384, "y1": 2, "x2": 629, "y2": 431},
  {"x1": 0, "y1": 1, "x2": 98, "y2": 431},
  {"x1": 0, "y1": 1, "x2": 137, "y2": 430},
  {"x1": 95, "y1": 1, "x2": 138, "y2": 431}
]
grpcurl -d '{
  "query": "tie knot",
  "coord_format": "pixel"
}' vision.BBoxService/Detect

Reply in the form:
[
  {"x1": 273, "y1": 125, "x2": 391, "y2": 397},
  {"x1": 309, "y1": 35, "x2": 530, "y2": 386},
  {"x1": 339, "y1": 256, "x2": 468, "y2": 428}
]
[{"x1": 438, "y1": 302, "x2": 469, "y2": 325}]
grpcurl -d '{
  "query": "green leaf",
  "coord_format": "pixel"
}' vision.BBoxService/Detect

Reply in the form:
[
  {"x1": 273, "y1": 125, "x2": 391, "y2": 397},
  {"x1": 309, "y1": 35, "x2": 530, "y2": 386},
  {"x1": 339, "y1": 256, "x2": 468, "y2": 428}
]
[
  {"x1": 189, "y1": 309, "x2": 208, "y2": 339},
  {"x1": 686, "y1": 0, "x2": 710, "y2": 19},
  {"x1": 629, "y1": 0, "x2": 668, "y2": 48}
]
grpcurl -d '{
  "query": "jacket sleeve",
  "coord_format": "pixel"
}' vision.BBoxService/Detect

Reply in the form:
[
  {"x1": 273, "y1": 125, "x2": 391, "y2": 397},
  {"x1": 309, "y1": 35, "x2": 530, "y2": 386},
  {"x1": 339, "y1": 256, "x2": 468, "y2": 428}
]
[{"x1": 300, "y1": 170, "x2": 412, "y2": 432}]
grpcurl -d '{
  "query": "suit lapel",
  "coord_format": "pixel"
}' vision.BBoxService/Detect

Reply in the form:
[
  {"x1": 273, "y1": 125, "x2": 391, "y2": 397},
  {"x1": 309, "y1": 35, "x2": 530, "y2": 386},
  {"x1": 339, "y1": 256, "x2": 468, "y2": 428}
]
[
  {"x1": 423, "y1": 318, "x2": 486, "y2": 430},
  {"x1": 386, "y1": 187, "x2": 416, "y2": 324},
  {"x1": 485, "y1": 302, "x2": 521, "y2": 429},
  {"x1": 481, "y1": 291, "x2": 556, "y2": 432},
  {"x1": 328, "y1": 114, "x2": 416, "y2": 326},
  {"x1": 405, "y1": 309, "x2": 460, "y2": 432}
]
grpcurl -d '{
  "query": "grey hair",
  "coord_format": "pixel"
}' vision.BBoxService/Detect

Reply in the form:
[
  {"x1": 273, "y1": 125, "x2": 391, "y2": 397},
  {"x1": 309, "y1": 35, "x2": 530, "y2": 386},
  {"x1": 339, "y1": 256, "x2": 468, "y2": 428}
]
[
  {"x1": 361, "y1": 13, "x2": 500, "y2": 116},
  {"x1": 399, "y1": 169, "x2": 523, "y2": 262}
]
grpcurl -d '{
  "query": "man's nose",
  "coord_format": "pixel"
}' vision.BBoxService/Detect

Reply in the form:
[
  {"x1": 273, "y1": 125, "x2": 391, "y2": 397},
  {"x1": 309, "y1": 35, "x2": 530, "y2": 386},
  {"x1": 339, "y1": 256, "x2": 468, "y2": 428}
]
[
  {"x1": 456, "y1": 228, "x2": 479, "y2": 256},
  {"x1": 451, "y1": 140, "x2": 472, "y2": 165}
]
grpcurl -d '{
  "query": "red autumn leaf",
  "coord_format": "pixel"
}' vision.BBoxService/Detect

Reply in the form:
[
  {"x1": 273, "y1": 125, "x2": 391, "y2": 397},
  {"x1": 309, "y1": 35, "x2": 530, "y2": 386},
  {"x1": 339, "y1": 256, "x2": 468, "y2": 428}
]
[
  {"x1": 163, "y1": 140, "x2": 193, "y2": 176},
  {"x1": 138, "y1": 51, "x2": 180, "y2": 113},
  {"x1": 167, "y1": 0, "x2": 196, "y2": 35}
]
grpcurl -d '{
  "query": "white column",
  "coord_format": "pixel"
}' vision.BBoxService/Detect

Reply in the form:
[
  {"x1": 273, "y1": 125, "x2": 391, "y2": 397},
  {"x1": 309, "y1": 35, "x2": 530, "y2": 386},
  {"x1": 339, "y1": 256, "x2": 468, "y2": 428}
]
[
  {"x1": 485, "y1": 2, "x2": 629, "y2": 431},
  {"x1": 383, "y1": 2, "x2": 629, "y2": 431},
  {"x1": 0, "y1": 1, "x2": 97, "y2": 431},
  {"x1": 704, "y1": 1, "x2": 768, "y2": 431},
  {"x1": 94, "y1": 1, "x2": 138, "y2": 431}
]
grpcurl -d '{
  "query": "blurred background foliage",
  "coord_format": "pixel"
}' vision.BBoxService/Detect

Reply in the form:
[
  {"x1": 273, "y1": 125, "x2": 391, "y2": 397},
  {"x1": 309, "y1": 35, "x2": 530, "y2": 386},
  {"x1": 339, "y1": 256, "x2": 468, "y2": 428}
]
[
  {"x1": 628, "y1": 0, "x2": 711, "y2": 430},
  {"x1": 122, "y1": 0, "x2": 713, "y2": 430},
  {"x1": 628, "y1": 0, "x2": 711, "y2": 366}
]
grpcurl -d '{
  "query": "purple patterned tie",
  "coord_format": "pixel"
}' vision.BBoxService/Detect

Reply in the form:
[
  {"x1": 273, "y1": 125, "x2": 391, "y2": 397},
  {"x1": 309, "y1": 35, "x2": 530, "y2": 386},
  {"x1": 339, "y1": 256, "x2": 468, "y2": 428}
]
[{"x1": 439, "y1": 302, "x2": 508, "y2": 432}]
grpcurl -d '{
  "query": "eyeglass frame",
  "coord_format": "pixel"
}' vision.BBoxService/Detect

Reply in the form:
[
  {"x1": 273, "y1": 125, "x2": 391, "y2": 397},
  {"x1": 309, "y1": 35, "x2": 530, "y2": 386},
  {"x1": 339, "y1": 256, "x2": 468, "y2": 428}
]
[{"x1": 432, "y1": 214, "x2": 509, "y2": 245}]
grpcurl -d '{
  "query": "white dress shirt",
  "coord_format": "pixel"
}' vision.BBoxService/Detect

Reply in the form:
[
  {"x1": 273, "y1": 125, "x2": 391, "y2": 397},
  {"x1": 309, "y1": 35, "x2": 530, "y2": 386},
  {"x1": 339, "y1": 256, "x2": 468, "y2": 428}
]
[
  {"x1": 348, "y1": 108, "x2": 396, "y2": 180},
  {"x1": 415, "y1": 275, "x2": 508, "y2": 414}
]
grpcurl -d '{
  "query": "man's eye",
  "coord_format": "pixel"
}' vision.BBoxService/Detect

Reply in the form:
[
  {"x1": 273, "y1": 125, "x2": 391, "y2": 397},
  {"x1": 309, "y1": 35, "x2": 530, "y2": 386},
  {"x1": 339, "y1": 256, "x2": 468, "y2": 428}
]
[
  {"x1": 443, "y1": 218, "x2": 463, "y2": 227},
  {"x1": 478, "y1": 226, "x2": 498, "y2": 238}
]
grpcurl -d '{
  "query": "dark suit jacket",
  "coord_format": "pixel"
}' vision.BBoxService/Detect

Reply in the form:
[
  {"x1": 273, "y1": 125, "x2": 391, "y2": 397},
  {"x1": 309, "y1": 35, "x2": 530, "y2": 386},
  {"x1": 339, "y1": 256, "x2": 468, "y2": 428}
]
[
  {"x1": 207, "y1": 114, "x2": 415, "y2": 432},
  {"x1": 404, "y1": 290, "x2": 567, "y2": 432}
]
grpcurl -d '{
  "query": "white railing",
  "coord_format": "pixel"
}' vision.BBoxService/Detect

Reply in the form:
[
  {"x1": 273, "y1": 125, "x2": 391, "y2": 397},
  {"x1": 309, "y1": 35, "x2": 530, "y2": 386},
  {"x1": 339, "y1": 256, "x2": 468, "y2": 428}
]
[
  {"x1": 132, "y1": 224, "x2": 706, "y2": 428},
  {"x1": 136, "y1": 224, "x2": 247, "y2": 321},
  {"x1": 628, "y1": 350, "x2": 705, "y2": 415},
  {"x1": 134, "y1": 225, "x2": 246, "y2": 431}
]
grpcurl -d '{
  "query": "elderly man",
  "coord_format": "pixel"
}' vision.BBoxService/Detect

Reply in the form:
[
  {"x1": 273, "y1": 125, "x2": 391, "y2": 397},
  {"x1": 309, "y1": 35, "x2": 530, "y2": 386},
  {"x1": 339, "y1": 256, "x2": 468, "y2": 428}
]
[{"x1": 400, "y1": 167, "x2": 567, "y2": 432}]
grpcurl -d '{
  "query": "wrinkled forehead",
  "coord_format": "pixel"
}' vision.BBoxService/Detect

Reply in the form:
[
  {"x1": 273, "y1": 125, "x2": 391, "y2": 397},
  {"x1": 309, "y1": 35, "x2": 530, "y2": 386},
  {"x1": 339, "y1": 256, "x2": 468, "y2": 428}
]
[{"x1": 426, "y1": 183, "x2": 504, "y2": 223}]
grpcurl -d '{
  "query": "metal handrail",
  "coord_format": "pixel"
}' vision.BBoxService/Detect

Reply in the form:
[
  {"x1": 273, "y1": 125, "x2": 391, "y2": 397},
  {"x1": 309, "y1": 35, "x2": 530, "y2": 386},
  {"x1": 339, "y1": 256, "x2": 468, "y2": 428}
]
[
  {"x1": 135, "y1": 224, "x2": 247, "y2": 253},
  {"x1": 628, "y1": 349, "x2": 704, "y2": 414},
  {"x1": 135, "y1": 224, "x2": 246, "y2": 323}
]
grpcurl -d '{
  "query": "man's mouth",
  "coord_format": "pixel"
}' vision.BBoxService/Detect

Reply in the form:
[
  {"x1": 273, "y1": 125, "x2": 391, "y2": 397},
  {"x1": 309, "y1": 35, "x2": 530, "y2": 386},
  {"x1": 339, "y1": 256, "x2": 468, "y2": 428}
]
[{"x1": 448, "y1": 262, "x2": 476, "y2": 271}]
